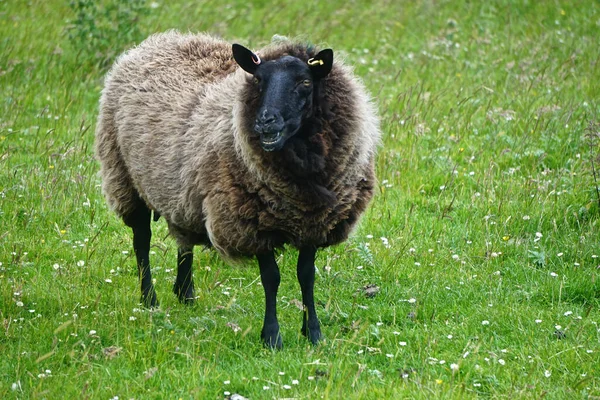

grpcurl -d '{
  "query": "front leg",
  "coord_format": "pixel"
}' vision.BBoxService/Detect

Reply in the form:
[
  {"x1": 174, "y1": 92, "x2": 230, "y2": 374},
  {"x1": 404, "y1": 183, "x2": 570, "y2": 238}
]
[
  {"x1": 297, "y1": 245, "x2": 321, "y2": 344},
  {"x1": 257, "y1": 251, "x2": 282, "y2": 349}
]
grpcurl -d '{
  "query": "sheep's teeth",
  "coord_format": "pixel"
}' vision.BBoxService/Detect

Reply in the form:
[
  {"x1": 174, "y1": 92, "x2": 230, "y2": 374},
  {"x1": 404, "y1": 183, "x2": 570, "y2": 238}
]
[{"x1": 262, "y1": 133, "x2": 281, "y2": 144}]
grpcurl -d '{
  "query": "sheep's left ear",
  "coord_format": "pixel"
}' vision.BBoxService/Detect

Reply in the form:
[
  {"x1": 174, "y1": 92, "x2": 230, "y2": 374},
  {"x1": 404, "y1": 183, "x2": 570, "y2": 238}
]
[
  {"x1": 308, "y1": 49, "x2": 333, "y2": 80},
  {"x1": 232, "y1": 44, "x2": 261, "y2": 74}
]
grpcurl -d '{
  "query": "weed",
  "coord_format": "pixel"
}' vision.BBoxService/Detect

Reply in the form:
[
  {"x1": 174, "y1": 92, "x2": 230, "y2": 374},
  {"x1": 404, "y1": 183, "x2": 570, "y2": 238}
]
[{"x1": 66, "y1": 0, "x2": 150, "y2": 67}]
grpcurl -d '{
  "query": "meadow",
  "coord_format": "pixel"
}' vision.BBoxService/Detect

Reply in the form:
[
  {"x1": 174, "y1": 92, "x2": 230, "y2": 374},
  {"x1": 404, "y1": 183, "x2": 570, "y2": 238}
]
[{"x1": 1, "y1": 0, "x2": 599, "y2": 398}]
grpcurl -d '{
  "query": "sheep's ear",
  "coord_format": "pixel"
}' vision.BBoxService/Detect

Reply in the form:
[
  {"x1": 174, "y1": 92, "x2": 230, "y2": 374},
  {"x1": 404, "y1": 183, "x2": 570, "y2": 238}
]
[
  {"x1": 308, "y1": 49, "x2": 333, "y2": 80},
  {"x1": 232, "y1": 44, "x2": 261, "y2": 74}
]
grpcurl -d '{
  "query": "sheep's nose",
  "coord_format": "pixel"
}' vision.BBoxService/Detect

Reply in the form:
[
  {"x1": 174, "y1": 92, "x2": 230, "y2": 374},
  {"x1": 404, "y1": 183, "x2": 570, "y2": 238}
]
[
  {"x1": 256, "y1": 110, "x2": 277, "y2": 126},
  {"x1": 254, "y1": 110, "x2": 282, "y2": 133}
]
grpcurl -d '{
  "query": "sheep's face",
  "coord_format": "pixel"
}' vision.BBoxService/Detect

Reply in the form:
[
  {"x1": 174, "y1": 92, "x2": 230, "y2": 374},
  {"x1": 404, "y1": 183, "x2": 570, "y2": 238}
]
[{"x1": 233, "y1": 44, "x2": 333, "y2": 152}]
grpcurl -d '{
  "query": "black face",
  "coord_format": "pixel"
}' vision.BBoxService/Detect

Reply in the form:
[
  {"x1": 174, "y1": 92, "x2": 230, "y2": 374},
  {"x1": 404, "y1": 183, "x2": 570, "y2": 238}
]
[
  {"x1": 251, "y1": 57, "x2": 314, "y2": 151},
  {"x1": 232, "y1": 44, "x2": 334, "y2": 152}
]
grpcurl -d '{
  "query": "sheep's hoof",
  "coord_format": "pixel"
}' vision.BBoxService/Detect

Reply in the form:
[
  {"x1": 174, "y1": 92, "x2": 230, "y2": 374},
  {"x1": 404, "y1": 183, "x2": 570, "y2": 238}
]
[
  {"x1": 173, "y1": 283, "x2": 195, "y2": 305},
  {"x1": 302, "y1": 322, "x2": 322, "y2": 345},
  {"x1": 261, "y1": 326, "x2": 283, "y2": 350},
  {"x1": 141, "y1": 290, "x2": 159, "y2": 309}
]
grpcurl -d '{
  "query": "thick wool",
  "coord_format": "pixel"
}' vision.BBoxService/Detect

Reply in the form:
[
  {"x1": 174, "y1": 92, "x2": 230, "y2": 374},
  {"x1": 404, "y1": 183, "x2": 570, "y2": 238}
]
[{"x1": 95, "y1": 31, "x2": 380, "y2": 258}]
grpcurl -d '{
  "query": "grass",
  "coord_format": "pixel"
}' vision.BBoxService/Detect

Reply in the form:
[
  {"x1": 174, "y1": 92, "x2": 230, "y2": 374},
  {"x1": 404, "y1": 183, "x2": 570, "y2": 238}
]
[{"x1": 1, "y1": 0, "x2": 599, "y2": 398}]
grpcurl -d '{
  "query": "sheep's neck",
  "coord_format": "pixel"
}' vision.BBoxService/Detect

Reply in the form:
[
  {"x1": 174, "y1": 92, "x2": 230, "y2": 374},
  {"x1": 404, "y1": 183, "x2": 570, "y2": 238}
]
[{"x1": 271, "y1": 126, "x2": 337, "y2": 209}]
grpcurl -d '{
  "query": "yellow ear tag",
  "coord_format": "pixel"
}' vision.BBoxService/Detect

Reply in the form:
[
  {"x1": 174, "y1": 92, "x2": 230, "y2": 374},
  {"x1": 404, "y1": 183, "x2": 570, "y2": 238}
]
[{"x1": 307, "y1": 57, "x2": 324, "y2": 66}]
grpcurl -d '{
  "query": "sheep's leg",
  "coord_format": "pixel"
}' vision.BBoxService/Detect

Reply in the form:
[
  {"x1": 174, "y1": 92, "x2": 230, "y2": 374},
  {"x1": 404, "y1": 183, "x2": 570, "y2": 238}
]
[
  {"x1": 123, "y1": 205, "x2": 158, "y2": 308},
  {"x1": 257, "y1": 251, "x2": 282, "y2": 349},
  {"x1": 297, "y1": 246, "x2": 321, "y2": 344},
  {"x1": 173, "y1": 246, "x2": 195, "y2": 304}
]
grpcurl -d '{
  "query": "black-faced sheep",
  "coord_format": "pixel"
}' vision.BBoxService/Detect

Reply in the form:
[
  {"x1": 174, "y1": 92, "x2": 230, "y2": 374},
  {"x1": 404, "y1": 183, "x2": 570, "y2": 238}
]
[{"x1": 95, "y1": 31, "x2": 380, "y2": 348}]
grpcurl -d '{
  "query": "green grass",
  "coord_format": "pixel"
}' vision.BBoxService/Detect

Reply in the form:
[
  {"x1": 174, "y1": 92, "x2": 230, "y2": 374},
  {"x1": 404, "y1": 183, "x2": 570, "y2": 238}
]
[{"x1": 1, "y1": 0, "x2": 600, "y2": 398}]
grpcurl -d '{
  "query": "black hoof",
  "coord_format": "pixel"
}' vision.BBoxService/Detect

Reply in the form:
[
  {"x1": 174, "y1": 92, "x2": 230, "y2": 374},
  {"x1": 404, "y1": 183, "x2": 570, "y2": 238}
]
[
  {"x1": 173, "y1": 282, "x2": 195, "y2": 305},
  {"x1": 261, "y1": 325, "x2": 283, "y2": 350},
  {"x1": 302, "y1": 322, "x2": 322, "y2": 345},
  {"x1": 307, "y1": 328, "x2": 322, "y2": 345},
  {"x1": 141, "y1": 289, "x2": 159, "y2": 309}
]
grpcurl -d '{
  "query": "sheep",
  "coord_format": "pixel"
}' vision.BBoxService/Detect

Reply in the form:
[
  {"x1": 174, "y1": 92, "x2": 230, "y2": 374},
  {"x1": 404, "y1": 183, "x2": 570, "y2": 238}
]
[{"x1": 95, "y1": 31, "x2": 380, "y2": 348}]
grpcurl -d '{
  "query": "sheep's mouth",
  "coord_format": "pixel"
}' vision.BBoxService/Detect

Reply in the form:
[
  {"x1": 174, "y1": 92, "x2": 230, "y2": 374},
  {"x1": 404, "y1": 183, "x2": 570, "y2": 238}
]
[{"x1": 260, "y1": 132, "x2": 284, "y2": 151}]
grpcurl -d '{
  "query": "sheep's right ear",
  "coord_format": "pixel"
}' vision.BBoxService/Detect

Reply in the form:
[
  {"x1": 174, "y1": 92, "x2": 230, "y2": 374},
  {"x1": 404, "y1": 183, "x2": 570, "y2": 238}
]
[{"x1": 232, "y1": 44, "x2": 261, "y2": 74}]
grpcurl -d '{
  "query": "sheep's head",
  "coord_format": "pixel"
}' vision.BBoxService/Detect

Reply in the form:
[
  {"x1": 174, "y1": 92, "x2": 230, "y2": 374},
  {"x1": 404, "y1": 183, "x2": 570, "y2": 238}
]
[{"x1": 233, "y1": 44, "x2": 333, "y2": 152}]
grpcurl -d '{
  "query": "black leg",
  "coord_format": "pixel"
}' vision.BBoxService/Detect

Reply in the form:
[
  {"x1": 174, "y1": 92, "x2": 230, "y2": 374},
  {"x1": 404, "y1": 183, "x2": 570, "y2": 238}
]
[
  {"x1": 123, "y1": 205, "x2": 158, "y2": 308},
  {"x1": 174, "y1": 246, "x2": 195, "y2": 304},
  {"x1": 297, "y1": 246, "x2": 321, "y2": 344},
  {"x1": 257, "y1": 251, "x2": 282, "y2": 349}
]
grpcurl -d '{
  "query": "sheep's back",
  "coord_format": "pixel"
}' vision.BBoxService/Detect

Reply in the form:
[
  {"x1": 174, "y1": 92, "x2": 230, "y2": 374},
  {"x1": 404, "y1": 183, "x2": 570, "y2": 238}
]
[{"x1": 96, "y1": 31, "x2": 238, "y2": 224}]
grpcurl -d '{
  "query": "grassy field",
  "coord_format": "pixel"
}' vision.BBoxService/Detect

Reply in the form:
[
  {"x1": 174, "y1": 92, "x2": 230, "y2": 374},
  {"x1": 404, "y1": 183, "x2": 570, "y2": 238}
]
[{"x1": 1, "y1": 0, "x2": 599, "y2": 398}]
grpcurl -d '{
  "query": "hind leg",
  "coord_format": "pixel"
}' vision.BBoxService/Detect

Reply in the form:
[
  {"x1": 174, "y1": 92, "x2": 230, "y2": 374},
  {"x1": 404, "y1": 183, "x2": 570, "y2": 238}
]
[
  {"x1": 174, "y1": 246, "x2": 195, "y2": 304},
  {"x1": 123, "y1": 204, "x2": 158, "y2": 308}
]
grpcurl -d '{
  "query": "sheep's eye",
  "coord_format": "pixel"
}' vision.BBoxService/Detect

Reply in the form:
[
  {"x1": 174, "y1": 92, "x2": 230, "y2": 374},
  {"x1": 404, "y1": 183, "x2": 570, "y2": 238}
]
[
  {"x1": 303, "y1": 79, "x2": 312, "y2": 87},
  {"x1": 253, "y1": 77, "x2": 260, "y2": 85}
]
